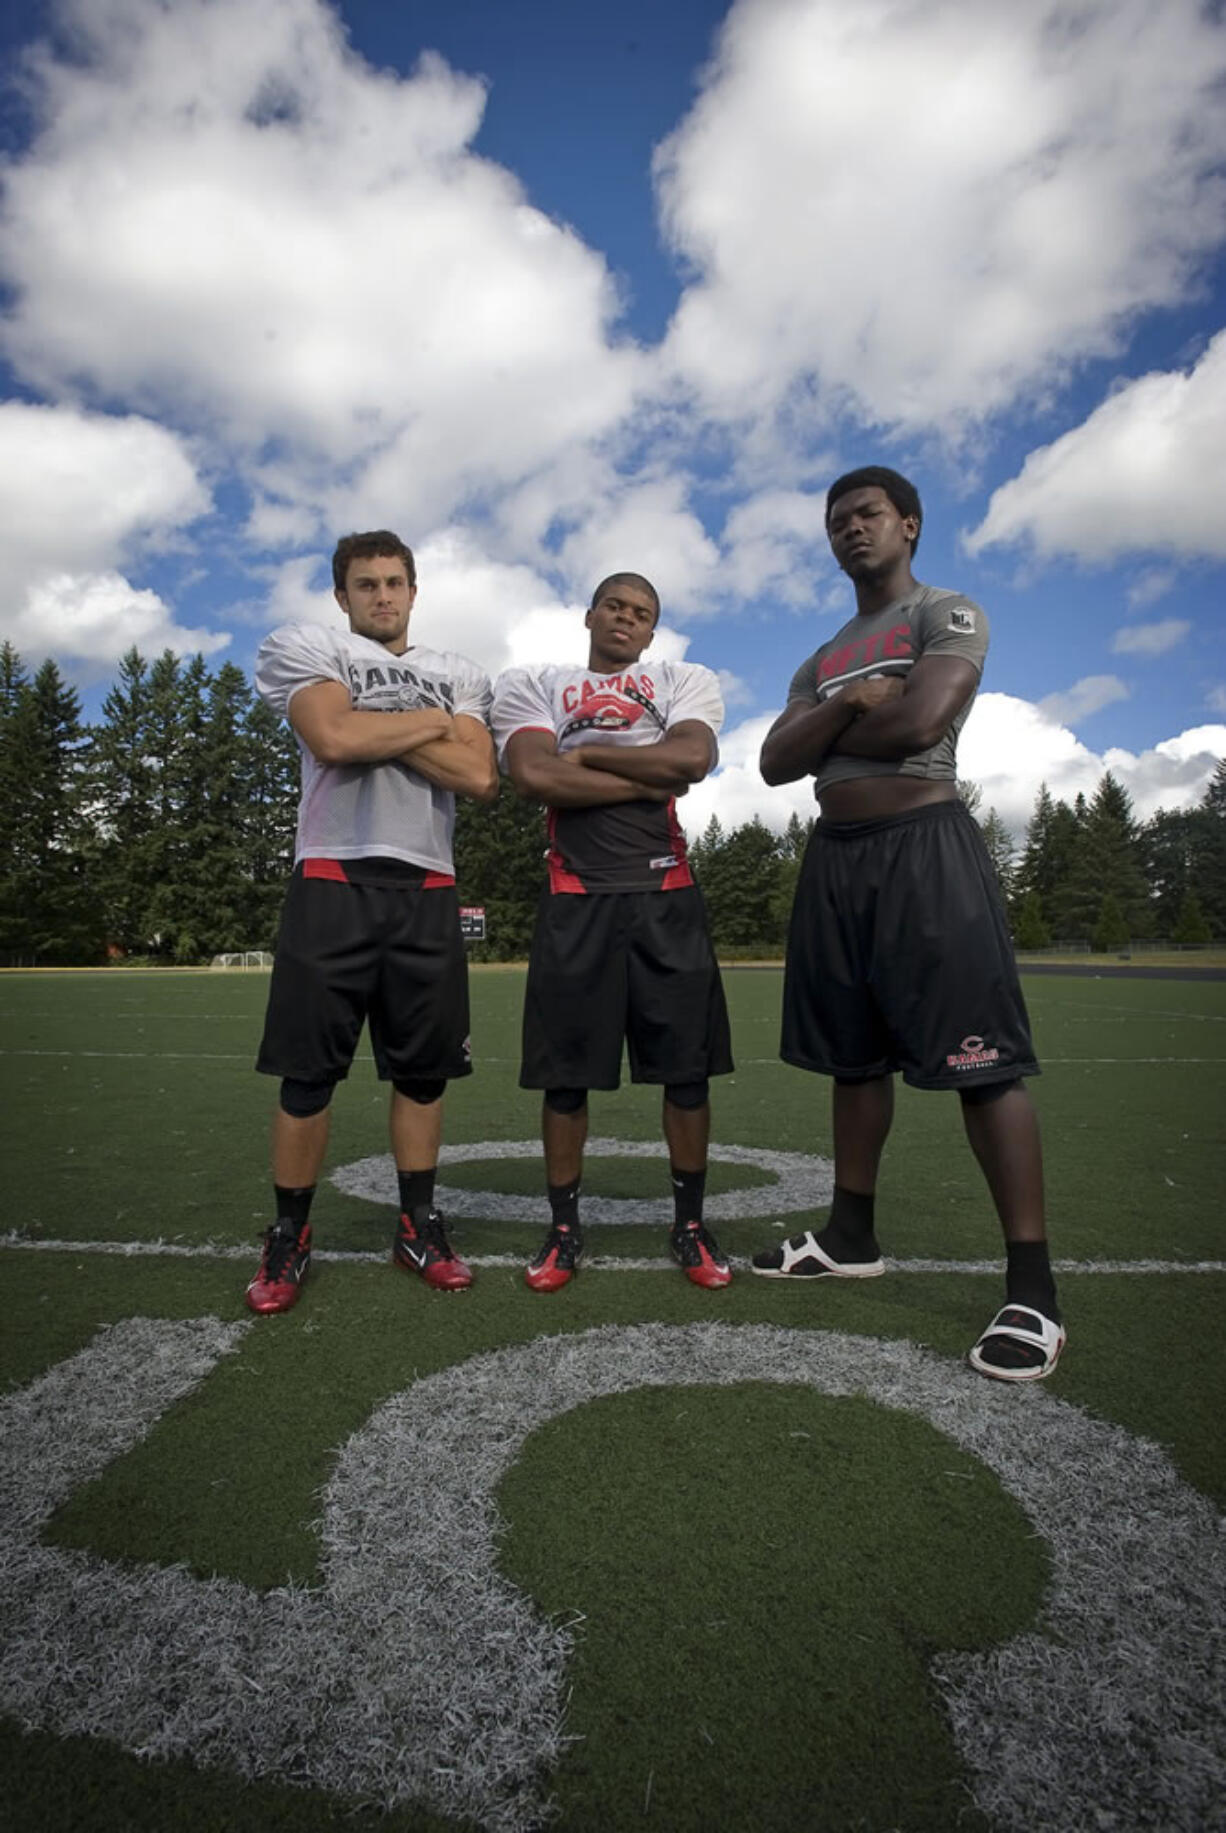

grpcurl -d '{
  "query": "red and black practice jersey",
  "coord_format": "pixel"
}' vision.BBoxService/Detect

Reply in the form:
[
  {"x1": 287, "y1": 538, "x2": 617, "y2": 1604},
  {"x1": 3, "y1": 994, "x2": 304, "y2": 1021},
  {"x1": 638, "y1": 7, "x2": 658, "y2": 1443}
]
[{"x1": 491, "y1": 661, "x2": 724, "y2": 893}]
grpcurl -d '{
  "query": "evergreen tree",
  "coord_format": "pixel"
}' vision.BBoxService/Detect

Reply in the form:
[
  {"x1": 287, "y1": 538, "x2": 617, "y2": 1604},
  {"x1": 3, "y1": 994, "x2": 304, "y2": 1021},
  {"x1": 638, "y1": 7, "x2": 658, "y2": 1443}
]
[
  {"x1": 160, "y1": 662, "x2": 253, "y2": 960},
  {"x1": 687, "y1": 814, "x2": 725, "y2": 884},
  {"x1": 240, "y1": 695, "x2": 300, "y2": 947},
  {"x1": 978, "y1": 807, "x2": 1015, "y2": 900},
  {"x1": 86, "y1": 647, "x2": 157, "y2": 953},
  {"x1": 772, "y1": 809, "x2": 813, "y2": 938},
  {"x1": 780, "y1": 810, "x2": 811, "y2": 860},
  {"x1": 0, "y1": 643, "x2": 32, "y2": 951},
  {"x1": 1013, "y1": 888, "x2": 1050, "y2": 949},
  {"x1": 1141, "y1": 807, "x2": 1198, "y2": 938},
  {"x1": 696, "y1": 817, "x2": 785, "y2": 951},
  {"x1": 956, "y1": 778, "x2": 983, "y2": 818},
  {"x1": 0, "y1": 657, "x2": 102, "y2": 963},
  {"x1": 1171, "y1": 889, "x2": 1212, "y2": 945},
  {"x1": 1011, "y1": 783, "x2": 1080, "y2": 930},
  {"x1": 1091, "y1": 891, "x2": 1130, "y2": 953},
  {"x1": 1193, "y1": 759, "x2": 1226, "y2": 939},
  {"x1": 1049, "y1": 775, "x2": 1147, "y2": 943},
  {"x1": 453, "y1": 780, "x2": 546, "y2": 959}
]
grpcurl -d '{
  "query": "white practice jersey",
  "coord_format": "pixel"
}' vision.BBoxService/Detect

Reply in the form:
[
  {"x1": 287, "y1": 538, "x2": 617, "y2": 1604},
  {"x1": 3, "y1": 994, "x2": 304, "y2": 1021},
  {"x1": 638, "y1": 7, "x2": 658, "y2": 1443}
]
[{"x1": 257, "y1": 622, "x2": 492, "y2": 876}]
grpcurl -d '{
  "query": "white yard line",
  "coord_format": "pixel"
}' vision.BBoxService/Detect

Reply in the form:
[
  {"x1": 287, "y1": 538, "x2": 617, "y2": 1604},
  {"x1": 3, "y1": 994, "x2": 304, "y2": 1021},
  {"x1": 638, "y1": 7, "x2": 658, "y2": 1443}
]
[
  {"x1": 2, "y1": 1236, "x2": 1223, "y2": 1275},
  {"x1": 6, "y1": 1046, "x2": 1226, "y2": 1065}
]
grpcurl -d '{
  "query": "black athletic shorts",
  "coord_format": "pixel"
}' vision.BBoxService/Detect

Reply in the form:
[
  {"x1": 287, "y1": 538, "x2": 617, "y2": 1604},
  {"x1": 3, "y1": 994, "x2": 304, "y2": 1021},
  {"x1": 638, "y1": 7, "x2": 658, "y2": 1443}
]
[
  {"x1": 257, "y1": 867, "x2": 472, "y2": 1084},
  {"x1": 782, "y1": 800, "x2": 1038, "y2": 1090},
  {"x1": 521, "y1": 886, "x2": 734, "y2": 1090}
]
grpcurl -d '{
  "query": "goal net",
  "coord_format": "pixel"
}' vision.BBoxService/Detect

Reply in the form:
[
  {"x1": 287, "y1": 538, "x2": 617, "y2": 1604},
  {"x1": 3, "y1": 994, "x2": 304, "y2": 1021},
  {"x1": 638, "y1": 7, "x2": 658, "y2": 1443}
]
[{"x1": 209, "y1": 951, "x2": 275, "y2": 970}]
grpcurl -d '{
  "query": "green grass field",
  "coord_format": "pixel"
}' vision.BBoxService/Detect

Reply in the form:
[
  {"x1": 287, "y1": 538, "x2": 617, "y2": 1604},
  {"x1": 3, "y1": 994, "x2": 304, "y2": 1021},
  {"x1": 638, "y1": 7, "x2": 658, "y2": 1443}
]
[{"x1": 2, "y1": 965, "x2": 1224, "y2": 1831}]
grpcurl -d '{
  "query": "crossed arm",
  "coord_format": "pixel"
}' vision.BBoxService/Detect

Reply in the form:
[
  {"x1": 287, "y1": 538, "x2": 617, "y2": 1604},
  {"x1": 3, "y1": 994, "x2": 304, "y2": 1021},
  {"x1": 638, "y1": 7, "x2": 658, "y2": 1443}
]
[
  {"x1": 759, "y1": 655, "x2": 978, "y2": 786},
  {"x1": 288, "y1": 679, "x2": 499, "y2": 801},
  {"x1": 504, "y1": 720, "x2": 715, "y2": 806}
]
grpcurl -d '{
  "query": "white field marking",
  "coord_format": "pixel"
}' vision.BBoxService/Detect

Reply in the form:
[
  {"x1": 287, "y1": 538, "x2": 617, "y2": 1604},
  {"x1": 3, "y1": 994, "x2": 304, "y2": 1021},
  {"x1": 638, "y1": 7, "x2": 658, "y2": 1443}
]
[
  {"x1": 2, "y1": 1321, "x2": 1223, "y2": 1831},
  {"x1": 3, "y1": 1236, "x2": 1225, "y2": 1276},
  {"x1": 1039, "y1": 1055, "x2": 1226, "y2": 1063},
  {"x1": 1032, "y1": 1001, "x2": 1226, "y2": 1023},
  {"x1": 333, "y1": 1137, "x2": 836, "y2": 1225},
  {"x1": 20, "y1": 1047, "x2": 1224, "y2": 1070},
  {"x1": 2, "y1": 1048, "x2": 253, "y2": 1061},
  {"x1": 0, "y1": 1048, "x2": 528, "y2": 1063},
  {"x1": 734, "y1": 1054, "x2": 1226, "y2": 1066}
]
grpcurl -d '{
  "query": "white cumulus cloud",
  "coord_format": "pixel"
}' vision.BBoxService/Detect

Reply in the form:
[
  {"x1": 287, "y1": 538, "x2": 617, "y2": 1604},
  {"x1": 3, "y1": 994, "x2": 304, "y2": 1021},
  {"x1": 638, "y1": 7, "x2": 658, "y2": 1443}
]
[
  {"x1": 691, "y1": 698, "x2": 1225, "y2": 845},
  {"x1": 1110, "y1": 619, "x2": 1191, "y2": 657},
  {"x1": 0, "y1": 402, "x2": 208, "y2": 578},
  {"x1": 11, "y1": 573, "x2": 230, "y2": 665},
  {"x1": 0, "y1": 0, "x2": 644, "y2": 542},
  {"x1": 656, "y1": 0, "x2": 1226, "y2": 439},
  {"x1": 965, "y1": 331, "x2": 1226, "y2": 562},
  {"x1": 1038, "y1": 675, "x2": 1130, "y2": 725},
  {"x1": 0, "y1": 401, "x2": 214, "y2": 665}
]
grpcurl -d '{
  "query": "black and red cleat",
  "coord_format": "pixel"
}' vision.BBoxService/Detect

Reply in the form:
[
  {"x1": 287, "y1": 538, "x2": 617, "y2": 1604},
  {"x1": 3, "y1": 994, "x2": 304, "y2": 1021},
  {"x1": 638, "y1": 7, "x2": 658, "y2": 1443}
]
[
  {"x1": 246, "y1": 1220, "x2": 311, "y2": 1315},
  {"x1": 670, "y1": 1220, "x2": 732, "y2": 1289},
  {"x1": 393, "y1": 1209, "x2": 473, "y2": 1291},
  {"x1": 524, "y1": 1223, "x2": 582, "y2": 1292}
]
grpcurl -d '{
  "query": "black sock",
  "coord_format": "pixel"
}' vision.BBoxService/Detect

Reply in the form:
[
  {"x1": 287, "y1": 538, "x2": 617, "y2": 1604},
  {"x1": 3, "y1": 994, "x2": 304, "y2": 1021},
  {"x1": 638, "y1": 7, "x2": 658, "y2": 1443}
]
[
  {"x1": 398, "y1": 1168, "x2": 436, "y2": 1219},
  {"x1": 273, "y1": 1185, "x2": 314, "y2": 1232},
  {"x1": 670, "y1": 1166, "x2": 706, "y2": 1228},
  {"x1": 818, "y1": 1186, "x2": 879, "y2": 1263},
  {"x1": 548, "y1": 1180, "x2": 581, "y2": 1232},
  {"x1": 1005, "y1": 1240, "x2": 1060, "y2": 1322}
]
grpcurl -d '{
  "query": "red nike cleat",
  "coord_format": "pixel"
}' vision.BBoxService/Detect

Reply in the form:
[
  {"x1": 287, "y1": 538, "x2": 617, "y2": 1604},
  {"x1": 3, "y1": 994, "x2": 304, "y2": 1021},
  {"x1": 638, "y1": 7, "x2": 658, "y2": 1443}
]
[
  {"x1": 246, "y1": 1221, "x2": 311, "y2": 1314},
  {"x1": 524, "y1": 1223, "x2": 582, "y2": 1292},
  {"x1": 393, "y1": 1209, "x2": 473, "y2": 1291},
  {"x1": 670, "y1": 1220, "x2": 732, "y2": 1289}
]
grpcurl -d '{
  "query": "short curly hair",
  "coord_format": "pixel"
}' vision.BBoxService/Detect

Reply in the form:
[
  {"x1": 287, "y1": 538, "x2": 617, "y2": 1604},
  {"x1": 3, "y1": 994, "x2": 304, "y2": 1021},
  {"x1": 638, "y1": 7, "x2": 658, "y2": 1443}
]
[
  {"x1": 331, "y1": 531, "x2": 416, "y2": 593},
  {"x1": 825, "y1": 467, "x2": 922, "y2": 553}
]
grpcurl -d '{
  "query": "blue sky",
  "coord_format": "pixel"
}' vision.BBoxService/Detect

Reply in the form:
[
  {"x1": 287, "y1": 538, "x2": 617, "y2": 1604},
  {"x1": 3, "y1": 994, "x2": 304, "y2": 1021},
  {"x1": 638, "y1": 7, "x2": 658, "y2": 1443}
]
[{"x1": 1, "y1": 0, "x2": 1223, "y2": 843}]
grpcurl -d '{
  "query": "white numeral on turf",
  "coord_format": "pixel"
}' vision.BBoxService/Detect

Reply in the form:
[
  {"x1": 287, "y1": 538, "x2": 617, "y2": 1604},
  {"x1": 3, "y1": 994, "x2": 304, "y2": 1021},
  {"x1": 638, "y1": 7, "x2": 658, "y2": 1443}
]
[{"x1": 2, "y1": 1320, "x2": 1224, "y2": 1832}]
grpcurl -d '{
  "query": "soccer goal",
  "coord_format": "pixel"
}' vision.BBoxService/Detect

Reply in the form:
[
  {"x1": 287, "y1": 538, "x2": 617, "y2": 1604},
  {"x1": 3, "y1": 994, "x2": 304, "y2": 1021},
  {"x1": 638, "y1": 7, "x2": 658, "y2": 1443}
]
[{"x1": 209, "y1": 951, "x2": 275, "y2": 970}]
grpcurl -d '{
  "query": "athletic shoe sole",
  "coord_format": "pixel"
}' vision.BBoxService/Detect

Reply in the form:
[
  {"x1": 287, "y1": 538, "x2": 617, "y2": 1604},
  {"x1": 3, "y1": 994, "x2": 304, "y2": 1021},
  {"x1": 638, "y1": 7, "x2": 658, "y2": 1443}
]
[{"x1": 393, "y1": 1247, "x2": 473, "y2": 1291}]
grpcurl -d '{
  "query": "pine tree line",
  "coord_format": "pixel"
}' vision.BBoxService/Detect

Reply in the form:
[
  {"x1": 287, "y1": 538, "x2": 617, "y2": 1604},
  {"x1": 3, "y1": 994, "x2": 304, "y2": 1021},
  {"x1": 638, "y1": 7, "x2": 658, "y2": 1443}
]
[
  {"x1": 2, "y1": 639, "x2": 1223, "y2": 964},
  {"x1": 1005, "y1": 770, "x2": 1226, "y2": 950},
  {"x1": 0, "y1": 641, "x2": 300, "y2": 965}
]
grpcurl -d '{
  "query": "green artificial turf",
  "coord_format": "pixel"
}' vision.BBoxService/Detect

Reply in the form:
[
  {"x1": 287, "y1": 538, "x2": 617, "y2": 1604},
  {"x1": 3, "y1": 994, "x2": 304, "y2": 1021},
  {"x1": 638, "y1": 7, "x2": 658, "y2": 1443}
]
[
  {"x1": 2, "y1": 964, "x2": 1224, "y2": 1831},
  {"x1": 499, "y1": 1383, "x2": 1042, "y2": 1832},
  {"x1": 0, "y1": 1721, "x2": 469, "y2": 1833}
]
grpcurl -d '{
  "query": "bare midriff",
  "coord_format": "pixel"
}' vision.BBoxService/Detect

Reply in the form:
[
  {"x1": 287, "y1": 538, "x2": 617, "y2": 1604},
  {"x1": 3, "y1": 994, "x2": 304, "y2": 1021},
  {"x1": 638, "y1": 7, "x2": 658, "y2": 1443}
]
[{"x1": 816, "y1": 775, "x2": 958, "y2": 824}]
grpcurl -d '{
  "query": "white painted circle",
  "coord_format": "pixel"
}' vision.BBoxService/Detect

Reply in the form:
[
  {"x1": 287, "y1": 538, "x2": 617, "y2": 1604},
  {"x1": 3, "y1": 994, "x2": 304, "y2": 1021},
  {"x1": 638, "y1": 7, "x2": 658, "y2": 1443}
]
[{"x1": 331, "y1": 1135, "x2": 834, "y2": 1224}]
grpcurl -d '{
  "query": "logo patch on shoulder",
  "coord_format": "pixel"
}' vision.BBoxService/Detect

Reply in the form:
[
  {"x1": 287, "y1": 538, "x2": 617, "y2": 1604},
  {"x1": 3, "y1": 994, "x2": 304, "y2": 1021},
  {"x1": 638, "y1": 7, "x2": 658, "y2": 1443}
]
[{"x1": 949, "y1": 606, "x2": 976, "y2": 633}]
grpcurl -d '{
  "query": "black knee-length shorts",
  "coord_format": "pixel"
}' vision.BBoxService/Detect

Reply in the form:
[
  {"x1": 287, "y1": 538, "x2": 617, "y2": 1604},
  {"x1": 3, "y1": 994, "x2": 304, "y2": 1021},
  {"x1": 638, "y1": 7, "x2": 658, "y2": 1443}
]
[
  {"x1": 257, "y1": 868, "x2": 472, "y2": 1084},
  {"x1": 521, "y1": 886, "x2": 734, "y2": 1090},
  {"x1": 782, "y1": 800, "x2": 1038, "y2": 1090}
]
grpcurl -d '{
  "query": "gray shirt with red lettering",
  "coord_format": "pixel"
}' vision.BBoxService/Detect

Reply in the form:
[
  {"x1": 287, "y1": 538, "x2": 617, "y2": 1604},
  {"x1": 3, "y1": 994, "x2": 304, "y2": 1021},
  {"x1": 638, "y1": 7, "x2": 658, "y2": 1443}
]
[{"x1": 785, "y1": 584, "x2": 988, "y2": 800}]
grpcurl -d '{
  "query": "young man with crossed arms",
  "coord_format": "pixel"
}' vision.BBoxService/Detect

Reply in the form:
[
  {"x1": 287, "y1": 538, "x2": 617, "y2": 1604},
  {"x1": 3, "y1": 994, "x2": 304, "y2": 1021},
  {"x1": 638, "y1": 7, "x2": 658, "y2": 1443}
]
[
  {"x1": 752, "y1": 469, "x2": 1063, "y2": 1381},
  {"x1": 493, "y1": 572, "x2": 734, "y2": 1291},
  {"x1": 247, "y1": 530, "x2": 496, "y2": 1313}
]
